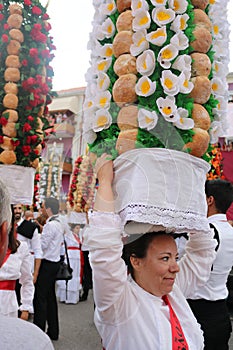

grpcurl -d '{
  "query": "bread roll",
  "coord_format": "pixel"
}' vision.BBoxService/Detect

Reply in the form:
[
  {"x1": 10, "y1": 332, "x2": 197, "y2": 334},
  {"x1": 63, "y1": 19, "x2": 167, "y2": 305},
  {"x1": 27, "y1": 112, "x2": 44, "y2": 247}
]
[
  {"x1": 4, "y1": 67, "x2": 20, "y2": 82},
  {"x1": 116, "y1": 10, "x2": 133, "y2": 32},
  {"x1": 190, "y1": 0, "x2": 209, "y2": 10},
  {"x1": 0, "y1": 136, "x2": 15, "y2": 151},
  {"x1": 189, "y1": 76, "x2": 211, "y2": 104},
  {"x1": 116, "y1": 0, "x2": 131, "y2": 13},
  {"x1": 2, "y1": 109, "x2": 18, "y2": 122},
  {"x1": 7, "y1": 14, "x2": 23, "y2": 29},
  {"x1": 0, "y1": 150, "x2": 16, "y2": 164},
  {"x1": 116, "y1": 129, "x2": 138, "y2": 155},
  {"x1": 117, "y1": 105, "x2": 138, "y2": 130},
  {"x1": 31, "y1": 158, "x2": 39, "y2": 169},
  {"x1": 183, "y1": 128, "x2": 210, "y2": 157},
  {"x1": 2, "y1": 122, "x2": 17, "y2": 138},
  {"x1": 192, "y1": 104, "x2": 211, "y2": 130},
  {"x1": 112, "y1": 74, "x2": 138, "y2": 107},
  {"x1": 7, "y1": 40, "x2": 21, "y2": 55},
  {"x1": 194, "y1": 9, "x2": 212, "y2": 32},
  {"x1": 113, "y1": 31, "x2": 133, "y2": 58},
  {"x1": 191, "y1": 53, "x2": 211, "y2": 77},
  {"x1": 114, "y1": 54, "x2": 137, "y2": 76},
  {"x1": 9, "y1": 3, "x2": 23, "y2": 15},
  {"x1": 4, "y1": 82, "x2": 18, "y2": 95},
  {"x1": 191, "y1": 27, "x2": 212, "y2": 53},
  {"x1": 9, "y1": 29, "x2": 24, "y2": 43},
  {"x1": 3, "y1": 94, "x2": 18, "y2": 109},
  {"x1": 5, "y1": 55, "x2": 21, "y2": 68}
]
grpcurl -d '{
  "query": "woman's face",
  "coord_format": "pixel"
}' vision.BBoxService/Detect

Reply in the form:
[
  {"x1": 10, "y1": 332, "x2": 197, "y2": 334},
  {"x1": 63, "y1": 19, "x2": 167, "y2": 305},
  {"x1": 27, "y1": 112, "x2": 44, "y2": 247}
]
[{"x1": 131, "y1": 235, "x2": 179, "y2": 297}]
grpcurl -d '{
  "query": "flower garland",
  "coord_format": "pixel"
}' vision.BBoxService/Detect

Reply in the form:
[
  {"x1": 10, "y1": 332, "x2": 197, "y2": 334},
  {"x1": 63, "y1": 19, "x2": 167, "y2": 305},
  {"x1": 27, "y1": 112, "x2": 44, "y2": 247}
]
[
  {"x1": 67, "y1": 155, "x2": 96, "y2": 213},
  {"x1": 83, "y1": 0, "x2": 229, "y2": 160},
  {"x1": 0, "y1": 0, "x2": 56, "y2": 167},
  {"x1": 207, "y1": 145, "x2": 225, "y2": 180},
  {"x1": 39, "y1": 161, "x2": 61, "y2": 201}
]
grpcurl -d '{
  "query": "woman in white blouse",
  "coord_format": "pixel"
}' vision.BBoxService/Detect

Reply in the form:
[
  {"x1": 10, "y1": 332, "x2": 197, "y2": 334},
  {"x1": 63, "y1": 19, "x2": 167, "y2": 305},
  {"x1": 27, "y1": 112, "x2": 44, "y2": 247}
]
[
  {"x1": 0, "y1": 206, "x2": 34, "y2": 319},
  {"x1": 84, "y1": 154, "x2": 217, "y2": 350}
]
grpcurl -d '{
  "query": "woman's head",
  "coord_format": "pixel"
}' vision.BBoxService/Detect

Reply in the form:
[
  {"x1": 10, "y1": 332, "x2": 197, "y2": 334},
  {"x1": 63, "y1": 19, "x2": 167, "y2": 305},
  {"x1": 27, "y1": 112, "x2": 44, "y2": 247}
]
[{"x1": 122, "y1": 232, "x2": 179, "y2": 297}]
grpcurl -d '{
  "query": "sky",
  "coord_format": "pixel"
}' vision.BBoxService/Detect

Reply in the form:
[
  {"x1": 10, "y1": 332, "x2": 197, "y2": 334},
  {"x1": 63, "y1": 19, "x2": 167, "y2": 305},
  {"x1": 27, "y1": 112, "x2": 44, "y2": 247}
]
[{"x1": 46, "y1": 0, "x2": 233, "y2": 91}]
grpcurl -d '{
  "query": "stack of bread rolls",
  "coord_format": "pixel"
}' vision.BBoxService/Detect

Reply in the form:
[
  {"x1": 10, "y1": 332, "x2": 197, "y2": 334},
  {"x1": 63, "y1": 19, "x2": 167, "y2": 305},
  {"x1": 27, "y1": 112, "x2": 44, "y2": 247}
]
[
  {"x1": 84, "y1": 0, "x2": 229, "y2": 159},
  {"x1": 0, "y1": 3, "x2": 23, "y2": 165}
]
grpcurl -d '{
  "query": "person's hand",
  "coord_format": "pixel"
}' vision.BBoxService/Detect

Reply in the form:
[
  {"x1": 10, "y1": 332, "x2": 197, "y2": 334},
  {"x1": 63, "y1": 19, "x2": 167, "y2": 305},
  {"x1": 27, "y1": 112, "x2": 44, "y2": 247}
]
[
  {"x1": 95, "y1": 153, "x2": 114, "y2": 185},
  {"x1": 20, "y1": 310, "x2": 29, "y2": 321}
]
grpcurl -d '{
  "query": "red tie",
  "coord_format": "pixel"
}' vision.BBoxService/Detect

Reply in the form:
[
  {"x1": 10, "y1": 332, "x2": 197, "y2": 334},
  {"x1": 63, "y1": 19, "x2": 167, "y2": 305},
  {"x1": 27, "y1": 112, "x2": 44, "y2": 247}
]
[{"x1": 162, "y1": 295, "x2": 189, "y2": 350}]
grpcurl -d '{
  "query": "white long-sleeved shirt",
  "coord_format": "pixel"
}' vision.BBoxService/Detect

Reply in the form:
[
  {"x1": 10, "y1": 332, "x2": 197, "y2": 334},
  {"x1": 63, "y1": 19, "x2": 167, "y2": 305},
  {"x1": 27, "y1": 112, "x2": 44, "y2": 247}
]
[
  {"x1": 41, "y1": 216, "x2": 64, "y2": 262},
  {"x1": 188, "y1": 213, "x2": 233, "y2": 300},
  {"x1": 0, "y1": 315, "x2": 54, "y2": 349},
  {"x1": 0, "y1": 241, "x2": 34, "y2": 316},
  {"x1": 84, "y1": 211, "x2": 217, "y2": 350}
]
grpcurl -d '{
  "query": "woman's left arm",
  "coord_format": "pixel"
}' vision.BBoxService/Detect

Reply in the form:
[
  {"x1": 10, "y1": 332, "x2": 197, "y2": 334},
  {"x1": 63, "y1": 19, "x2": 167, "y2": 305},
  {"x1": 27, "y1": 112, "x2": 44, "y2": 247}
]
[{"x1": 176, "y1": 229, "x2": 217, "y2": 298}]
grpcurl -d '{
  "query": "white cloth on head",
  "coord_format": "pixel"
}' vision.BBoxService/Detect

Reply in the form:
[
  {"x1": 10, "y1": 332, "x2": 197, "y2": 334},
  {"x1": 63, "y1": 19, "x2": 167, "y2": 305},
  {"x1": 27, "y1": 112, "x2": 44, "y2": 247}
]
[
  {"x1": 0, "y1": 315, "x2": 54, "y2": 349},
  {"x1": 113, "y1": 148, "x2": 210, "y2": 235},
  {"x1": 84, "y1": 211, "x2": 217, "y2": 350},
  {"x1": 189, "y1": 213, "x2": 233, "y2": 300},
  {"x1": 0, "y1": 242, "x2": 34, "y2": 316}
]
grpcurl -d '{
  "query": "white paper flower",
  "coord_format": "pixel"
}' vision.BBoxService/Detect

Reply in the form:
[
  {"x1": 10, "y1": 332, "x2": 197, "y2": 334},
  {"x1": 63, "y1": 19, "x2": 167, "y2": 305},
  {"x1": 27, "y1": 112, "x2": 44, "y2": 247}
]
[
  {"x1": 101, "y1": 17, "x2": 116, "y2": 39},
  {"x1": 135, "y1": 76, "x2": 156, "y2": 96},
  {"x1": 174, "y1": 108, "x2": 194, "y2": 130},
  {"x1": 97, "y1": 72, "x2": 111, "y2": 91},
  {"x1": 157, "y1": 44, "x2": 178, "y2": 69},
  {"x1": 170, "y1": 13, "x2": 189, "y2": 32},
  {"x1": 160, "y1": 70, "x2": 180, "y2": 96},
  {"x1": 146, "y1": 26, "x2": 167, "y2": 46},
  {"x1": 156, "y1": 96, "x2": 178, "y2": 121},
  {"x1": 212, "y1": 96, "x2": 228, "y2": 116},
  {"x1": 92, "y1": 109, "x2": 112, "y2": 132},
  {"x1": 130, "y1": 29, "x2": 149, "y2": 57},
  {"x1": 100, "y1": 0, "x2": 117, "y2": 16},
  {"x1": 83, "y1": 97, "x2": 96, "y2": 115},
  {"x1": 136, "y1": 50, "x2": 156, "y2": 76},
  {"x1": 209, "y1": 121, "x2": 224, "y2": 144},
  {"x1": 179, "y1": 71, "x2": 194, "y2": 94},
  {"x1": 211, "y1": 78, "x2": 228, "y2": 97},
  {"x1": 213, "y1": 61, "x2": 228, "y2": 77},
  {"x1": 152, "y1": 7, "x2": 175, "y2": 27},
  {"x1": 168, "y1": 0, "x2": 188, "y2": 14},
  {"x1": 133, "y1": 10, "x2": 151, "y2": 31},
  {"x1": 131, "y1": 0, "x2": 149, "y2": 14},
  {"x1": 170, "y1": 31, "x2": 189, "y2": 51},
  {"x1": 84, "y1": 129, "x2": 97, "y2": 144},
  {"x1": 97, "y1": 44, "x2": 113, "y2": 58},
  {"x1": 172, "y1": 54, "x2": 192, "y2": 72},
  {"x1": 95, "y1": 91, "x2": 111, "y2": 109},
  {"x1": 138, "y1": 108, "x2": 158, "y2": 130},
  {"x1": 95, "y1": 57, "x2": 112, "y2": 73},
  {"x1": 150, "y1": 0, "x2": 167, "y2": 6}
]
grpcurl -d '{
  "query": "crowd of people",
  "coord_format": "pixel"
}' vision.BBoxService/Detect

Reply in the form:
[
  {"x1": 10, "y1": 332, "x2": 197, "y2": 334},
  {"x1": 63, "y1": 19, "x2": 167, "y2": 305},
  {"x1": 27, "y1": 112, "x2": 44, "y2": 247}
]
[{"x1": 0, "y1": 157, "x2": 233, "y2": 349}]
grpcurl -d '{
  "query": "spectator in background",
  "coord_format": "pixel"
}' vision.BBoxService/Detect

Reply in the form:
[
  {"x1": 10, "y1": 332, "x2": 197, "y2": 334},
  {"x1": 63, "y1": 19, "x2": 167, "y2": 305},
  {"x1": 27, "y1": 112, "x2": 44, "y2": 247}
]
[
  {"x1": 188, "y1": 179, "x2": 233, "y2": 350},
  {"x1": 33, "y1": 197, "x2": 64, "y2": 341},
  {"x1": 0, "y1": 180, "x2": 54, "y2": 349}
]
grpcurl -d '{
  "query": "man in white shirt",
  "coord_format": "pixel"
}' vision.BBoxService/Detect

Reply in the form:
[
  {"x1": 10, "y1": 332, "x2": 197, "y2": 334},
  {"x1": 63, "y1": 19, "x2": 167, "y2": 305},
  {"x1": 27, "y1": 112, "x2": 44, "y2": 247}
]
[
  {"x1": 33, "y1": 197, "x2": 64, "y2": 341},
  {"x1": 188, "y1": 179, "x2": 233, "y2": 350},
  {"x1": 0, "y1": 180, "x2": 54, "y2": 350}
]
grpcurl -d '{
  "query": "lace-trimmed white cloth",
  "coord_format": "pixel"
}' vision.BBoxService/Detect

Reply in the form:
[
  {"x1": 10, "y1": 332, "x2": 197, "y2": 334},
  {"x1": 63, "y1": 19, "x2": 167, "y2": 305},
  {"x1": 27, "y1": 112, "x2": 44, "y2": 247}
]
[{"x1": 113, "y1": 148, "x2": 211, "y2": 235}]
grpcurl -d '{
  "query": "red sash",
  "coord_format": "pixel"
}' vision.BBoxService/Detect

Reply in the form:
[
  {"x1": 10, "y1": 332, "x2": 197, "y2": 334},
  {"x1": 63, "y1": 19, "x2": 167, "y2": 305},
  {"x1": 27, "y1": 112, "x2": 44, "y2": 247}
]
[
  {"x1": 2, "y1": 248, "x2": 11, "y2": 266},
  {"x1": 162, "y1": 295, "x2": 189, "y2": 350},
  {"x1": 0, "y1": 280, "x2": 16, "y2": 290}
]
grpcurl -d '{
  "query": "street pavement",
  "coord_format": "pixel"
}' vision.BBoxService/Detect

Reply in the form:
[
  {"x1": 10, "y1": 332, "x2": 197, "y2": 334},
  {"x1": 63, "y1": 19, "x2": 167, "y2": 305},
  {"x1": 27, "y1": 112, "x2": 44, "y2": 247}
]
[
  {"x1": 52, "y1": 290, "x2": 233, "y2": 350},
  {"x1": 52, "y1": 290, "x2": 101, "y2": 350}
]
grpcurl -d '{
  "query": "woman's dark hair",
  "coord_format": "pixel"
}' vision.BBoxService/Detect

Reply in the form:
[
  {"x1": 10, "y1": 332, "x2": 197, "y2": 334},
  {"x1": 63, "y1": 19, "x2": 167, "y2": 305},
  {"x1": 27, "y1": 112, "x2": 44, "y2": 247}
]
[
  {"x1": 9, "y1": 205, "x2": 20, "y2": 254},
  {"x1": 122, "y1": 231, "x2": 171, "y2": 278}
]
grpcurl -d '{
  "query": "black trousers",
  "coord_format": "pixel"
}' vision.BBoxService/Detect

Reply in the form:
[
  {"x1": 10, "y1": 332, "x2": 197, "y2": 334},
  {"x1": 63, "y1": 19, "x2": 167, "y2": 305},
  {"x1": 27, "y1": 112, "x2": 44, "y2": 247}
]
[
  {"x1": 33, "y1": 259, "x2": 60, "y2": 339},
  {"x1": 82, "y1": 251, "x2": 92, "y2": 296},
  {"x1": 187, "y1": 298, "x2": 232, "y2": 350}
]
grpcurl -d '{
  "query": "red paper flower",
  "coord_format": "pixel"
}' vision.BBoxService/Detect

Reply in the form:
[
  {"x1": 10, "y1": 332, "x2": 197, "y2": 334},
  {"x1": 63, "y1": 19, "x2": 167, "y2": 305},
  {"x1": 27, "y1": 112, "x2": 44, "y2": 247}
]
[
  {"x1": 32, "y1": 6, "x2": 42, "y2": 15},
  {"x1": 42, "y1": 13, "x2": 49, "y2": 20},
  {"x1": 29, "y1": 47, "x2": 38, "y2": 57},
  {"x1": 24, "y1": 0, "x2": 32, "y2": 5},
  {"x1": 21, "y1": 59, "x2": 28, "y2": 66},
  {"x1": 0, "y1": 13, "x2": 4, "y2": 21},
  {"x1": 11, "y1": 139, "x2": 20, "y2": 147},
  {"x1": 23, "y1": 123, "x2": 32, "y2": 132},
  {"x1": 2, "y1": 34, "x2": 8, "y2": 43},
  {"x1": 27, "y1": 115, "x2": 34, "y2": 122},
  {"x1": 0, "y1": 135, "x2": 3, "y2": 144},
  {"x1": 22, "y1": 145, "x2": 31, "y2": 156},
  {"x1": 0, "y1": 117, "x2": 8, "y2": 126},
  {"x1": 3, "y1": 23, "x2": 9, "y2": 30},
  {"x1": 0, "y1": 4, "x2": 3, "y2": 10}
]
